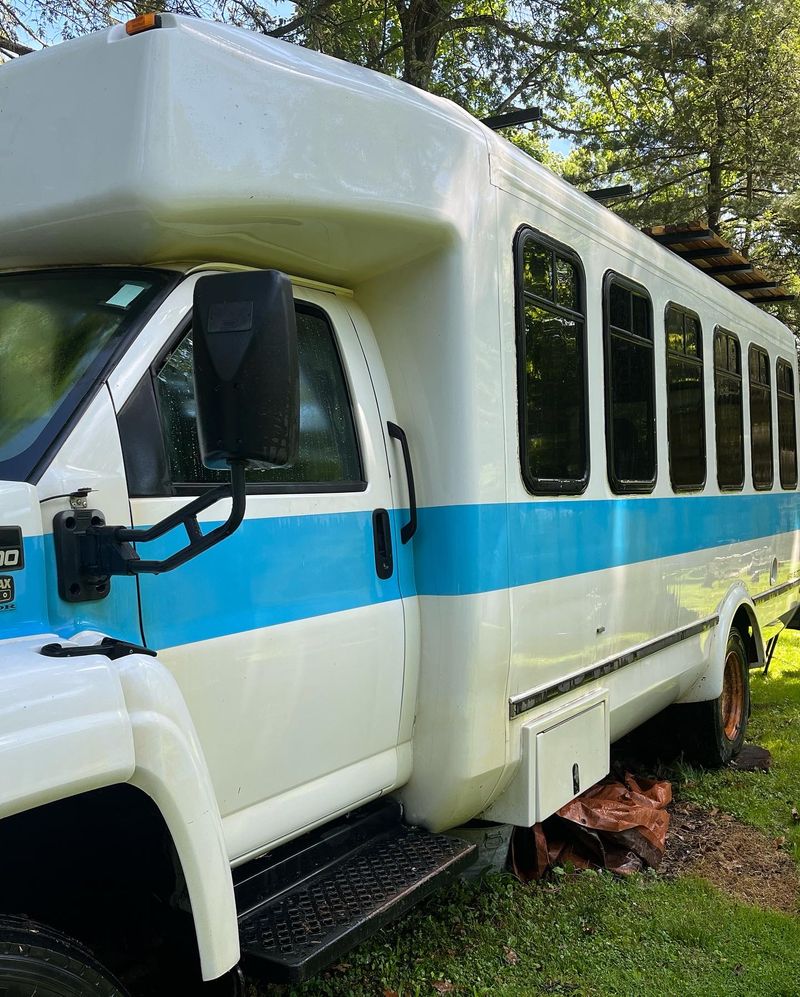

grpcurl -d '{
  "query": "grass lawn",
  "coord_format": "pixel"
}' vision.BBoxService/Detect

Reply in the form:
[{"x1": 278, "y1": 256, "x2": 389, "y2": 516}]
[{"x1": 255, "y1": 635, "x2": 800, "y2": 997}]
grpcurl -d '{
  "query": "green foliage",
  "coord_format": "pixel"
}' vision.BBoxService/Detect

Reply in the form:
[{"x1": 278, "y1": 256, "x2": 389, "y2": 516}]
[{"x1": 557, "y1": 0, "x2": 800, "y2": 331}]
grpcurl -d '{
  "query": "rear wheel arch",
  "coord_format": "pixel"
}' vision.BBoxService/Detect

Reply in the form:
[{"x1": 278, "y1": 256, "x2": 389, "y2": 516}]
[
  {"x1": 672, "y1": 624, "x2": 750, "y2": 767},
  {"x1": 731, "y1": 602, "x2": 763, "y2": 668},
  {"x1": 679, "y1": 589, "x2": 763, "y2": 705}
]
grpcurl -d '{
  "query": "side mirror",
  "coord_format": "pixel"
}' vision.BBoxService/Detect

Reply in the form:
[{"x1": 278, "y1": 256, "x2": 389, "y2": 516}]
[{"x1": 193, "y1": 269, "x2": 300, "y2": 470}]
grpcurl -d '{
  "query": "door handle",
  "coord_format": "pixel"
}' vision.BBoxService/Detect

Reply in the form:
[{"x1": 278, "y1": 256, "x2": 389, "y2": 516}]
[
  {"x1": 372, "y1": 508, "x2": 394, "y2": 580},
  {"x1": 387, "y1": 421, "x2": 417, "y2": 544}
]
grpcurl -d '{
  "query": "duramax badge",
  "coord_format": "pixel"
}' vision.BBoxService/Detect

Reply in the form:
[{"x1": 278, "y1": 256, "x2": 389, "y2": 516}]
[{"x1": 0, "y1": 576, "x2": 14, "y2": 604}]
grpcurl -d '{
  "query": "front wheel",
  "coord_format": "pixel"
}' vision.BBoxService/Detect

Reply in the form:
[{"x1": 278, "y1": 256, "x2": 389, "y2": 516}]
[
  {"x1": 0, "y1": 916, "x2": 128, "y2": 997},
  {"x1": 680, "y1": 626, "x2": 750, "y2": 767}
]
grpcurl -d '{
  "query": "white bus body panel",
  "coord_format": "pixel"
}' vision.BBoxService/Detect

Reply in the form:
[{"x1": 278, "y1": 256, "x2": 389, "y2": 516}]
[{"x1": 0, "y1": 14, "x2": 799, "y2": 980}]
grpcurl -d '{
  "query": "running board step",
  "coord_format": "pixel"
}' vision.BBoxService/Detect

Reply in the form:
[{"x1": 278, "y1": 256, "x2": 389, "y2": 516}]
[{"x1": 235, "y1": 799, "x2": 475, "y2": 982}]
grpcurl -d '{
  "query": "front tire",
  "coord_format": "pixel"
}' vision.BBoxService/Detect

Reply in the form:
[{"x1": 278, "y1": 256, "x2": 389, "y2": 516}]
[
  {"x1": 0, "y1": 916, "x2": 128, "y2": 997},
  {"x1": 683, "y1": 626, "x2": 750, "y2": 767}
]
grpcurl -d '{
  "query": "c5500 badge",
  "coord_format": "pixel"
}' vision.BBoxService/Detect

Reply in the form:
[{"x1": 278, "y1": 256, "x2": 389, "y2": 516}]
[{"x1": 0, "y1": 526, "x2": 23, "y2": 571}]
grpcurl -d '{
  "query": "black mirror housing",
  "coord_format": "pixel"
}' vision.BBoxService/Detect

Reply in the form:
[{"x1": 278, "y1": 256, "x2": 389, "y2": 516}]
[{"x1": 193, "y1": 269, "x2": 300, "y2": 470}]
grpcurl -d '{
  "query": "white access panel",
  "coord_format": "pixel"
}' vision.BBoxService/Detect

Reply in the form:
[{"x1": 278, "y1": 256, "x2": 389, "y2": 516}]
[
  {"x1": 482, "y1": 689, "x2": 610, "y2": 827},
  {"x1": 535, "y1": 702, "x2": 608, "y2": 819}
]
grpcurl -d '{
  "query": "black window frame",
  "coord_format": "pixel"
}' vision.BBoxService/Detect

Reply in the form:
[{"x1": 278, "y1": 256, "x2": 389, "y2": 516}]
[
  {"x1": 776, "y1": 356, "x2": 798, "y2": 490},
  {"x1": 712, "y1": 327, "x2": 745, "y2": 492},
  {"x1": 119, "y1": 300, "x2": 367, "y2": 498},
  {"x1": 514, "y1": 226, "x2": 590, "y2": 495},
  {"x1": 664, "y1": 302, "x2": 706, "y2": 492},
  {"x1": 748, "y1": 342, "x2": 774, "y2": 491},
  {"x1": 602, "y1": 271, "x2": 657, "y2": 494}
]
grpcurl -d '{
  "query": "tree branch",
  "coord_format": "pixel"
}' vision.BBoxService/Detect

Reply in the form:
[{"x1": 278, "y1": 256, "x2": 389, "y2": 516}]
[{"x1": 0, "y1": 35, "x2": 32, "y2": 55}]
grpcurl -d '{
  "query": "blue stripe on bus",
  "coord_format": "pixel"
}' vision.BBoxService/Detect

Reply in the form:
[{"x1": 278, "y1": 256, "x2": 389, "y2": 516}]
[
  {"x1": 3, "y1": 492, "x2": 799, "y2": 647},
  {"x1": 137, "y1": 508, "x2": 408, "y2": 648},
  {"x1": 414, "y1": 493, "x2": 800, "y2": 596},
  {"x1": 139, "y1": 492, "x2": 800, "y2": 646}
]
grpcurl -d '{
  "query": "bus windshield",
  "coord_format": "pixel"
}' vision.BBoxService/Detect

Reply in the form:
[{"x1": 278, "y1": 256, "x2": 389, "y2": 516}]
[{"x1": 0, "y1": 268, "x2": 174, "y2": 481}]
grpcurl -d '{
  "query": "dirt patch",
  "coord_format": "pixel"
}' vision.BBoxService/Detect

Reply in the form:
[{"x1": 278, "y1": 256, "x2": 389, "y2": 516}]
[{"x1": 661, "y1": 801, "x2": 799, "y2": 913}]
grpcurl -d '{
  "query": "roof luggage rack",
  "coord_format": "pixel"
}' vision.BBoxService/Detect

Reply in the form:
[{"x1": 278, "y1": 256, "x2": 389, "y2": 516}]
[{"x1": 643, "y1": 222, "x2": 794, "y2": 306}]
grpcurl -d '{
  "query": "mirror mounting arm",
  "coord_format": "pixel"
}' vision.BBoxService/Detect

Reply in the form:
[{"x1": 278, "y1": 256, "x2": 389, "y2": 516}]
[
  {"x1": 53, "y1": 462, "x2": 247, "y2": 602},
  {"x1": 109, "y1": 459, "x2": 247, "y2": 575}
]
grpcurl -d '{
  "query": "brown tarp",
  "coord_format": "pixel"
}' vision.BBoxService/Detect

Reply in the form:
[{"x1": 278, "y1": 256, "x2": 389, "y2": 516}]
[{"x1": 511, "y1": 772, "x2": 672, "y2": 880}]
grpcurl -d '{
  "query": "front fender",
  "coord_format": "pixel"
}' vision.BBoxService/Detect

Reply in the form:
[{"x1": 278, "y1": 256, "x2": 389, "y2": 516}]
[
  {"x1": 0, "y1": 634, "x2": 135, "y2": 819},
  {"x1": 111, "y1": 642, "x2": 239, "y2": 981},
  {"x1": 0, "y1": 633, "x2": 238, "y2": 982}
]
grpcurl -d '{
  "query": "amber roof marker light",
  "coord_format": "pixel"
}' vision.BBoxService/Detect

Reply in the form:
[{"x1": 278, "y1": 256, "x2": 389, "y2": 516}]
[{"x1": 125, "y1": 13, "x2": 162, "y2": 35}]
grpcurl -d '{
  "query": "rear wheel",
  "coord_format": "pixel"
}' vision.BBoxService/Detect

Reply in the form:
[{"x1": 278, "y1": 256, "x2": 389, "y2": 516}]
[
  {"x1": 0, "y1": 916, "x2": 128, "y2": 997},
  {"x1": 682, "y1": 626, "x2": 750, "y2": 767}
]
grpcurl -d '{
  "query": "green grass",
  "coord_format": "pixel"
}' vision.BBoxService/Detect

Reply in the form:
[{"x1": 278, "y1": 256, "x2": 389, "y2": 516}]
[
  {"x1": 256, "y1": 638, "x2": 800, "y2": 997},
  {"x1": 277, "y1": 874, "x2": 800, "y2": 997}
]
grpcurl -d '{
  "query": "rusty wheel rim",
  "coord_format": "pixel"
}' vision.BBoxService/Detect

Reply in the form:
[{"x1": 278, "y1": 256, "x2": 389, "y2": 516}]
[{"x1": 721, "y1": 646, "x2": 745, "y2": 742}]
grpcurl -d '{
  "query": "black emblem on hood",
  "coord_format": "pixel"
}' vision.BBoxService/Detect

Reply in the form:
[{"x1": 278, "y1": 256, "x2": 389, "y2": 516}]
[{"x1": 0, "y1": 526, "x2": 23, "y2": 571}]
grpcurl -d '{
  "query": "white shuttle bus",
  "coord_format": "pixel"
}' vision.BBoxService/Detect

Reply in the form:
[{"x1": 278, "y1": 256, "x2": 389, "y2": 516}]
[{"x1": 0, "y1": 13, "x2": 798, "y2": 994}]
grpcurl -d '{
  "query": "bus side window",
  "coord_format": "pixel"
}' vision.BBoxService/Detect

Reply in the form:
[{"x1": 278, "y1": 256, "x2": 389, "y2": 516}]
[
  {"x1": 603, "y1": 273, "x2": 656, "y2": 493},
  {"x1": 713, "y1": 328, "x2": 744, "y2": 491},
  {"x1": 515, "y1": 228, "x2": 588, "y2": 494},
  {"x1": 776, "y1": 357, "x2": 798, "y2": 489},
  {"x1": 749, "y1": 344, "x2": 774, "y2": 491},
  {"x1": 665, "y1": 304, "x2": 705, "y2": 491}
]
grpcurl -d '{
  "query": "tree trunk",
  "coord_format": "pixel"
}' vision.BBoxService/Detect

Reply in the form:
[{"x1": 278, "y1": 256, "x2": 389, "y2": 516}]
[
  {"x1": 396, "y1": 0, "x2": 448, "y2": 90},
  {"x1": 705, "y1": 47, "x2": 725, "y2": 234}
]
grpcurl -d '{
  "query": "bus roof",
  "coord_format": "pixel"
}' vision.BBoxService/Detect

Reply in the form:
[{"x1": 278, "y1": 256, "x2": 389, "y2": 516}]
[{"x1": 0, "y1": 14, "x2": 792, "y2": 346}]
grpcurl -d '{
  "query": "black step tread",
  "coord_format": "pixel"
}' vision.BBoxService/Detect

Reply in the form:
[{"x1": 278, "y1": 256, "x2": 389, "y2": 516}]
[
  {"x1": 235, "y1": 799, "x2": 402, "y2": 916},
  {"x1": 238, "y1": 823, "x2": 474, "y2": 982}
]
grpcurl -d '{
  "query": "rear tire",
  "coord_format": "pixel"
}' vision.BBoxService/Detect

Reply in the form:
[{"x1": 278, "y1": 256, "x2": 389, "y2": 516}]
[
  {"x1": 679, "y1": 627, "x2": 750, "y2": 767},
  {"x1": 0, "y1": 916, "x2": 128, "y2": 997}
]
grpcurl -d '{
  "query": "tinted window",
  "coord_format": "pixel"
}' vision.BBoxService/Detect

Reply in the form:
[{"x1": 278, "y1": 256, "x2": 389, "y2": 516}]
[
  {"x1": 155, "y1": 306, "x2": 362, "y2": 487},
  {"x1": 777, "y1": 358, "x2": 798, "y2": 489},
  {"x1": 665, "y1": 305, "x2": 705, "y2": 490},
  {"x1": 604, "y1": 275, "x2": 656, "y2": 491},
  {"x1": 713, "y1": 329, "x2": 744, "y2": 490},
  {"x1": 516, "y1": 231, "x2": 588, "y2": 492},
  {"x1": 749, "y1": 344, "x2": 773, "y2": 490}
]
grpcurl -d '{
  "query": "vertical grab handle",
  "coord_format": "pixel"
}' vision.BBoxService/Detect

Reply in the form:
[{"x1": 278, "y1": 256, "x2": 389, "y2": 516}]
[{"x1": 387, "y1": 421, "x2": 418, "y2": 544}]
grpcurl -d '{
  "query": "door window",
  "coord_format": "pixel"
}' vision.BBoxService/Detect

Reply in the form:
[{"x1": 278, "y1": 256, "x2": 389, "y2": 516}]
[{"x1": 155, "y1": 304, "x2": 363, "y2": 489}]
